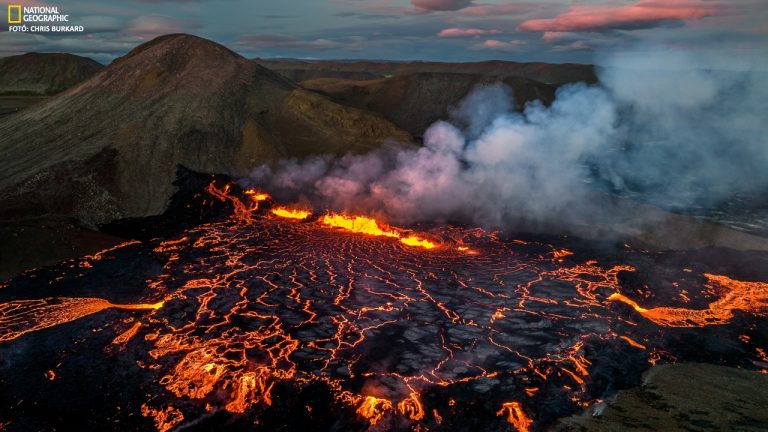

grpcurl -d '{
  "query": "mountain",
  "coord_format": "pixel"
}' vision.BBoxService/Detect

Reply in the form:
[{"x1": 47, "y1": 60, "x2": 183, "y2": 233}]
[
  {"x1": 0, "y1": 53, "x2": 103, "y2": 95},
  {"x1": 302, "y1": 73, "x2": 555, "y2": 137},
  {"x1": 0, "y1": 34, "x2": 411, "y2": 224},
  {"x1": 254, "y1": 59, "x2": 597, "y2": 86}
]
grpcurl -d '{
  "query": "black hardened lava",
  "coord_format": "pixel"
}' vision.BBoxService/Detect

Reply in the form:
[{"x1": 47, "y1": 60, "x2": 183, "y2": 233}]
[{"x1": 1, "y1": 182, "x2": 767, "y2": 432}]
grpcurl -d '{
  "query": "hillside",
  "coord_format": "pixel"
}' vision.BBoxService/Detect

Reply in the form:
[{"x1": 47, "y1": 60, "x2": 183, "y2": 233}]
[
  {"x1": 0, "y1": 53, "x2": 103, "y2": 95},
  {"x1": 0, "y1": 34, "x2": 411, "y2": 224},
  {"x1": 302, "y1": 73, "x2": 555, "y2": 137},
  {"x1": 255, "y1": 58, "x2": 596, "y2": 86}
]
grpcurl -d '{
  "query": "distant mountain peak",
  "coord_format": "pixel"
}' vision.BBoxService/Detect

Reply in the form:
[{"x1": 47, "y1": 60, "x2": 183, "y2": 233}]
[{"x1": 0, "y1": 52, "x2": 102, "y2": 96}]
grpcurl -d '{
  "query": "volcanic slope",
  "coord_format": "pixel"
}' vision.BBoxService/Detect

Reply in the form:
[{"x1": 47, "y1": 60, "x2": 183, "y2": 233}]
[
  {"x1": 302, "y1": 73, "x2": 555, "y2": 137},
  {"x1": 0, "y1": 34, "x2": 411, "y2": 224},
  {"x1": 255, "y1": 58, "x2": 597, "y2": 86},
  {"x1": 0, "y1": 52, "x2": 103, "y2": 96}
]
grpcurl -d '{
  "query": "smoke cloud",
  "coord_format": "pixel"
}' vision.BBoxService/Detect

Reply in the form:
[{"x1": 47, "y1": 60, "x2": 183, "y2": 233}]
[{"x1": 248, "y1": 46, "x2": 767, "y2": 231}]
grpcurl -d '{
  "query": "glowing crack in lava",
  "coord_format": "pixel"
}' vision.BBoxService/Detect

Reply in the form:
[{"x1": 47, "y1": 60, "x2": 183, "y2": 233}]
[{"x1": 0, "y1": 180, "x2": 767, "y2": 431}]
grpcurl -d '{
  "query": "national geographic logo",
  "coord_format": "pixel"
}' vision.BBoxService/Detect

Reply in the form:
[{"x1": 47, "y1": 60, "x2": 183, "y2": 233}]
[
  {"x1": 7, "y1": 4, "x2": 84, "y2": 32},
  {"x1": 7, "y1": 5, "x2": 21, "y2": 24}
]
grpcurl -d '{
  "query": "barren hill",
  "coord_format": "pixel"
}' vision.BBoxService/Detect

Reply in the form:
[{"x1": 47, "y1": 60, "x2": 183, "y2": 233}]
[
  {"x1": 255, "y1": 59, "x2": 596, "y2": 86},
  {"x1": 302, "y1": 73, "x2": 555, "y2": 137},
  {"x1": 0, "y1": 34, "x2": 411, "y2": 224},
  {"x1": 0, "y1": 52, "x2": 103, "y2": 95}
]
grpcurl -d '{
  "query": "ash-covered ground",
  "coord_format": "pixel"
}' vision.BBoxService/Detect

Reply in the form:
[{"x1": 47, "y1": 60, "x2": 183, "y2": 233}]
[{"x1": 1, "y1": 182, "x2": 767, "y2": 432}]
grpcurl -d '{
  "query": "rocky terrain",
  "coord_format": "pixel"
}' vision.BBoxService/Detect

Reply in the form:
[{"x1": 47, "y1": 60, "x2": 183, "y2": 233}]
[
  {"x1": 0, "y1": 53, "x2": 103, "y2": 96},
  {"x1": 553, "y1": 363, "x2": 768, "y2": 431},
  {"x1": 0, "y1": 34, "x2": 411, "y2": 225},
  {"x1": 302, "y1": 73, "x2": 555, "y2": 137},
  {"x1": 254, "y1": 58, "x2": 597, "y2": 86}
]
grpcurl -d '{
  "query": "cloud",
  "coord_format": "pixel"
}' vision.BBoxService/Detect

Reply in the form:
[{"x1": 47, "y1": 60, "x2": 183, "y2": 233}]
[
  {"x1": 130, "y1": 0, "x2": 208, "y2": 3},
  {"x1": 437, "y1": 28, "x2": 501, "y2": 38},
  {"x1": 458, "y1": 3, "x2": 534, "y2": 17},
  {"x1": 411, "y1": 0, "x2": 473, "y2": 12},
  {"x1": 470, "y1": 38, "x2": 528, "y2": 51},
  {"x1": 126, "y1": 15, "x2": 202, "y2": 39},
  {"x1": 78, "y1": 15, "x2": 124, "y2": 34},
  {"x1": 542, "y1": 31, "x2": 564, "y2": 43},
  {"x1": 519, "y1": 0, "x2": 724, "y2": 33},
  {"x1": 239, "y1": 34, "x2": 365, "y2": 51}
]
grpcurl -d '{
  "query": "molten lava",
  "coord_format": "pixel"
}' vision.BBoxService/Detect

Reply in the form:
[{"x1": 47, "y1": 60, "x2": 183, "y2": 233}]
[
  {"x1": 271, "y1": 206, "x2": 311, "y2": 220},
  {"x1": 497, "y1": 401, "x2": 533, "y2": 432},
  {"x1": 1, "y1": 181, "x2": 767, "y2": 431},
  {"x1": 321, "y1": 213, "x2": 438, "y2": 249},
  {"x1": 609, "y1": 273, "x2": 768, "y2": 327},
  {"x1": 400, "y1": 235, "x2": 437, "y2": 249},
  {"x1": 356, "y1": 396, "x2": 393, "y2": 425},
  {"x1": 244, "y1": 189, "x2": 270, "y2": 202},
  {"x1": 0, "y1": 297, "x2": 162, "y2": 343},
  {"x1": 321, "y1": 213, "x2": 400, "y2": 238}
]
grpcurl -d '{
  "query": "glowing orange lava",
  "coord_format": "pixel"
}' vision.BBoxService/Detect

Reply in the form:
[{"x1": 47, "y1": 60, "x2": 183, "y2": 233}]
[
  {"x1": 497, "y1": 401, "x2": 533, "y2": 432},
  {"x1": 400, "y1": 235, "x2": 436, "y2": 249},
  {"x1": 609, "y1": 274, "x2": 768, "y2": 327},
  {"x1": 321, "y1": 214, "x2": 400, "y2": 238},
  {"x1": 397, "y1": 392, "x2": 425, "y2": 421},
  {"x1": 356, "y1": 396, "x2": 393, "y2": 425},
  {"x1": 271, "y1": 206, "x2": 311, "y2": 220},
  {"x1": 5, "y1": 182, "x2": 767, "y2": 431},
  {"x1": 112, "y1": 322, "x2": 143, "y2": 345},
  {"x1": 141, "y1": 404, "x2": 184, "y2": 432},
  {"x1": 321, "y1": 214, "x2": 438, "y2": 249},
  {"x1": 0, "y1": 297, "x2": 163, "y2": 342},
  {"x1": 244, "y1": 189, "x2": 270, "y2": 202}
]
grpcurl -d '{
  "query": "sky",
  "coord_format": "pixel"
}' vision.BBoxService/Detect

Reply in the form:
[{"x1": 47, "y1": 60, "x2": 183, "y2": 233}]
[{"x1": 1, "y1": 0, "x2": 767, "y2": 65}]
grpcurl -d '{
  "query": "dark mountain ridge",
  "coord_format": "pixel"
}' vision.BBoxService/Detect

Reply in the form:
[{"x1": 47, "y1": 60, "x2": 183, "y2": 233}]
[
  {"x1": 0, "y1": 34, "x2": 411, "y2": 224},
  {"x1": 0, "y1": 52, "x2": 103, "y2": 95}
]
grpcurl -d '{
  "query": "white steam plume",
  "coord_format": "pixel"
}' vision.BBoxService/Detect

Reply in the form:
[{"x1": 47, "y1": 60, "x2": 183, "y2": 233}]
[{"x1": 248, "y1": 46, "x2": 768, "y2": 230}]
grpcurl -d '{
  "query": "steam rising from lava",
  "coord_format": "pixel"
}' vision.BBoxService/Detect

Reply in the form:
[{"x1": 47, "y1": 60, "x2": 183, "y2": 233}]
[{"x1": 249, "y1": 47, "x2": 767, "y2": 229}]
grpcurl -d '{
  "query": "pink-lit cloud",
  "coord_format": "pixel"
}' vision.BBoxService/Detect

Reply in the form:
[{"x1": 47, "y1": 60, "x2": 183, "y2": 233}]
[
  {"x1": 542, "y1": 31, "x2": 564, "y2": 43},
  {"x1": 437, "y1": 28, "x2": 501, "y2": 38},
  {"x1": 458, "y1": 3, "x2": 534, "y2": 17},
  {"x1": 482, "y1": 39, "x2": 506, "y2": 49},
  {"x1": 470, "y1": 39, "x2": 528, "y2": 51},
  {"x1": 519, "y1": 0, "x2": 725, "y2": 33},
  {"x1": 412, "y1": 0, "x2": 473, "y2": 12}
]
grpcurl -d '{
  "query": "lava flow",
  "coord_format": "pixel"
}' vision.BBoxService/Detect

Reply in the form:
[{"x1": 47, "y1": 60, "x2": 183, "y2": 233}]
[
  {"x1": 608, "y1": 274, "x2": 768, "y2": 327},
  {"x1": 0, "y1": 180, "x2": 767, "y2": 432}
]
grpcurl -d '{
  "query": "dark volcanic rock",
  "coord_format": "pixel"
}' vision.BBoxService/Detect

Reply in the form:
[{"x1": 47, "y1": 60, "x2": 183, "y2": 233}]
[
  {"x1": 0, "y1": 34, "x2": 411, "y2": 224},
  {"x1": 302, "y1": 73, "x2": 555, "y2": 137},
  {"x1": 552, "y1": 363, "x2": 768, "y2": 431},
  {"x1": 0, "y1": 218, "x2": 125, "y2": 282},
  {"x1": 0, "y1": 52, "x2": 103, "y2": 96}
]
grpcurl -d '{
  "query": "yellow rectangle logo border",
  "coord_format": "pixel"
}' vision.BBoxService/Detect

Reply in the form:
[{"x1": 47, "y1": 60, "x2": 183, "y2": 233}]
[{"x1": 8, "y1": 5, "x2": 22, "y2": 24}]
